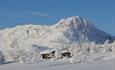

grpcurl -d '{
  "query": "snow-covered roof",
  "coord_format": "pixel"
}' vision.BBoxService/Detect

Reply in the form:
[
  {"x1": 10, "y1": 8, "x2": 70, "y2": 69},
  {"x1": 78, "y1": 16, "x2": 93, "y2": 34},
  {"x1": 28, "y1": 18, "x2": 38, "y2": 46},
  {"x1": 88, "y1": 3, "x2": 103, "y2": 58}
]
[
  {"x1": 40, "y1": 49, "x2": 55, "y2": 54},
  {"x1": 40, "y1": 48, "x2": 70, "y2": 54},
  {"x1": 61, "y1": 50, "x2": 70, "y2": 53}
]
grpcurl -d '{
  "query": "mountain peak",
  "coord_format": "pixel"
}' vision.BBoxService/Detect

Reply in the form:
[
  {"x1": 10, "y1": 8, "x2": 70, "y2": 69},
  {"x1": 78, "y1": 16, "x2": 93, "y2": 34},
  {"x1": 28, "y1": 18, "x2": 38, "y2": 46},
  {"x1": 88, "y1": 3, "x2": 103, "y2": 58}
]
[{"x1": 57, "y1": 16, "x2": 93, "y2": 30}]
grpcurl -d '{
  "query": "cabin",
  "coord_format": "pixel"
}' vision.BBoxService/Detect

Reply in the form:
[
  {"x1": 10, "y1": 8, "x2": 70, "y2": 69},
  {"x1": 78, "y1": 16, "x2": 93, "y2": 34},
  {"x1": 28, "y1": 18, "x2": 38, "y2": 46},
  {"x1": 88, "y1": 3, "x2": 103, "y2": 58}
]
[
  {"x1": 40, "y1": 49, "x2": 55, "y2": 59},
  {"x1": 61, "y1": 50, "x2": 71, "y2": 58}
]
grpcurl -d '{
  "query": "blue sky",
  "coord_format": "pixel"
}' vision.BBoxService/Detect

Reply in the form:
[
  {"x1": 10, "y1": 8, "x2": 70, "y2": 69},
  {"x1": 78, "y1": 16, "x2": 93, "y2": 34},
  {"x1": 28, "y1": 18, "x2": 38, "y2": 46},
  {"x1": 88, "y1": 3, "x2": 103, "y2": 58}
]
[{"x1": 0, "y1": 0, "x2": 115, "y2": 36}]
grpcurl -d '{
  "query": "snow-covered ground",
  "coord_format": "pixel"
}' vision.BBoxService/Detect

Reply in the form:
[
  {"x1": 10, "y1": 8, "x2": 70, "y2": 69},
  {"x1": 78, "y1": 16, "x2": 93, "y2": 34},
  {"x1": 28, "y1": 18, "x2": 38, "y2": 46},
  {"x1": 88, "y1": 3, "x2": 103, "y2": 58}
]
[{"x1": 0, "y1": 59, "x2": 115, "y2": 70}]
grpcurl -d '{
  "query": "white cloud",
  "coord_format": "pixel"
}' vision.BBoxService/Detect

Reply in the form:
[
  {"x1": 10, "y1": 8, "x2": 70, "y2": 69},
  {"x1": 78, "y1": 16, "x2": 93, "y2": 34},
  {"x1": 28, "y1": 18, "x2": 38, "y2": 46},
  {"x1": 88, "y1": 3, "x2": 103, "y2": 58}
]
[
  {"x1": 27, "y1": 12, "x2": 52, "y2": 18},
  {"x1": 0, "y1": 10, "x2": 52, "y2": 18}
]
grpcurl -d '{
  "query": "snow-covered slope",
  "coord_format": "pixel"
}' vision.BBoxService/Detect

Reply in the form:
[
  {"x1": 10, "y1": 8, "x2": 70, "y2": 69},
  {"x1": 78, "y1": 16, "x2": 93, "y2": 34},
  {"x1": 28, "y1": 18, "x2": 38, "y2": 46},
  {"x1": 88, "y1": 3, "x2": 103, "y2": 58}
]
[{"x1": 0, "y1": 16, "x2": 115, "y2": 63}]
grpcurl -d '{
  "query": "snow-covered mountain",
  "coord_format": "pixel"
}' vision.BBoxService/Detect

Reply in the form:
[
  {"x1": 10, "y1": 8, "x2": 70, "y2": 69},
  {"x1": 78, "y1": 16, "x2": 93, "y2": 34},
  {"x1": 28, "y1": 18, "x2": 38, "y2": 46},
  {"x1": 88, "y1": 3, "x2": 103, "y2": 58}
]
[
  {"x1": 0, "y1": 16, "x2": 115, "y2": 63},
  {"x1": 0, "y1": 16, "x2": 114, "y2": 46},
  {"x1": 55, "y1": 16, "x2": 115, "y2": 43}
]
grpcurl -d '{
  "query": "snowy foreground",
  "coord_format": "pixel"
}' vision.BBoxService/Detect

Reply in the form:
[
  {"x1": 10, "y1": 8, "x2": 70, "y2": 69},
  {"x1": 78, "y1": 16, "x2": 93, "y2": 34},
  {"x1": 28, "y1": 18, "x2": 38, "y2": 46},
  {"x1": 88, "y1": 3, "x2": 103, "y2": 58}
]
[{"x1": 0, "y1": 59, "x2": 115, "y2": 70}]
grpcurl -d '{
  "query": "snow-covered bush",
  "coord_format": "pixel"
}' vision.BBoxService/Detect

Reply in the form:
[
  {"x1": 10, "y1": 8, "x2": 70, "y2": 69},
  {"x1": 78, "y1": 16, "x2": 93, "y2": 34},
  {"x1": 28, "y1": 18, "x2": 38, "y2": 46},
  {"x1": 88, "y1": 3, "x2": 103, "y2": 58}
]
[
  {"x1": 69, "y1": 41, "x2": 115, "y2": 64},
  {"x1": 111, "y1": 41, "x2": 115, "y2": 55},
  {"x1": 49, "y1": 49, "x2": 61, "y2": 60},
  {"x1": 51, "y1": 58, "x2": 57, "y2": 62},
  {"x1": 0, "y1": 51, "x2": 5, "y2": 64},
  {"x1": 18, "y1": 51, "x2": 33, "y2": 64},
  {"x1": 69, "y1": 43, "x2": 82, "y2": 55},
  {"x1": 69, "y1": 53, "x2": 82, "y2": 64},
  {"x1": 17, "y1": 47, "x2": 42, "y2": 64}
]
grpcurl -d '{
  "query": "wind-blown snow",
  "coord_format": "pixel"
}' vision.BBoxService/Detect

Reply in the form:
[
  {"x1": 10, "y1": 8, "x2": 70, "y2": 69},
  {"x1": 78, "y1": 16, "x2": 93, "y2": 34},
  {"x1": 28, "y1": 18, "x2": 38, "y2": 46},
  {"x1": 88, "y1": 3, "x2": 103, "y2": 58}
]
[{"x1": 0, "y1": 16, "x2": 115, "y2": 64}]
